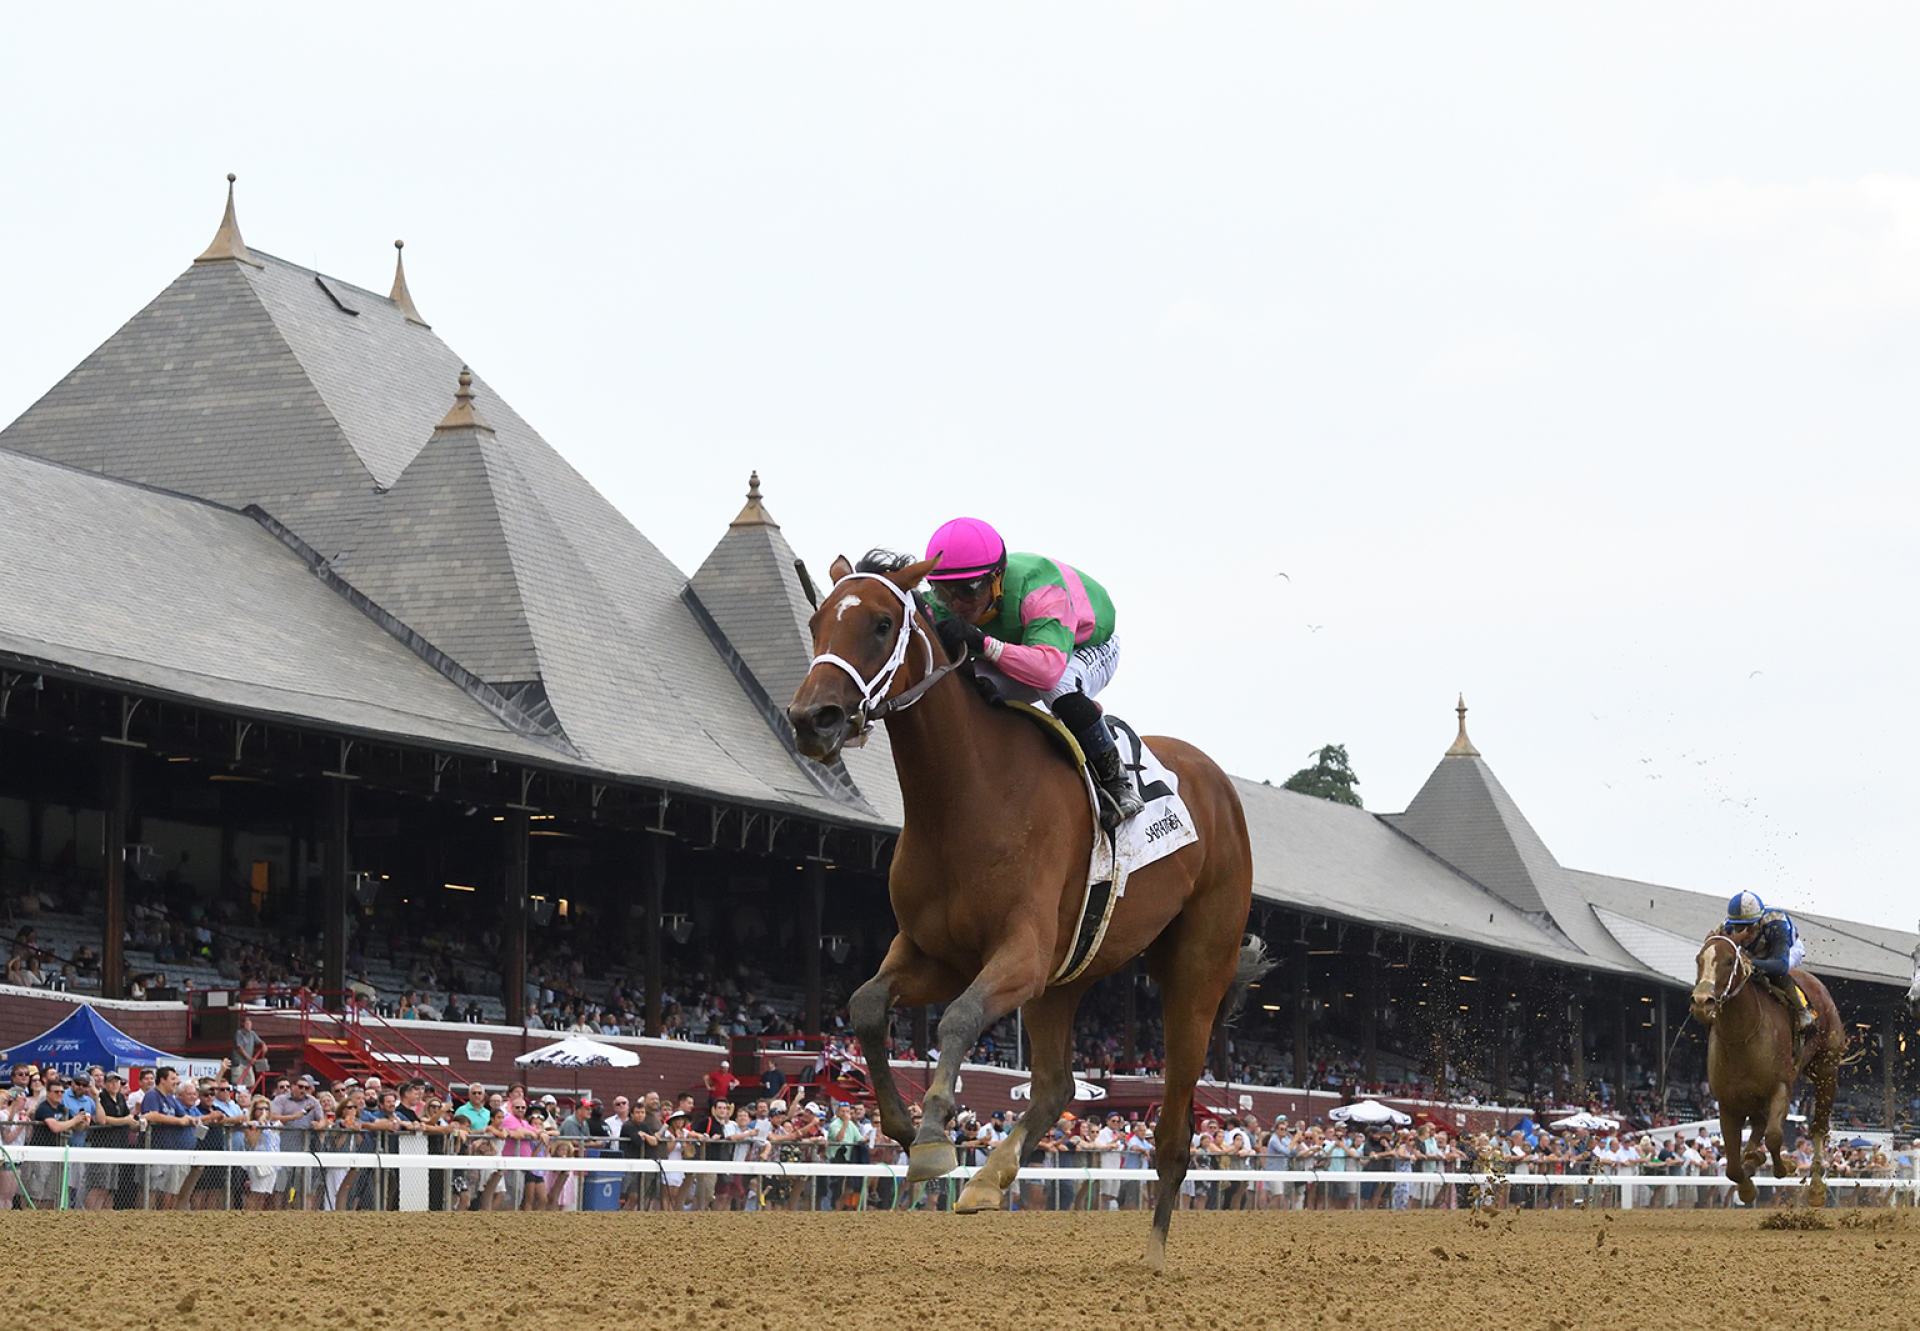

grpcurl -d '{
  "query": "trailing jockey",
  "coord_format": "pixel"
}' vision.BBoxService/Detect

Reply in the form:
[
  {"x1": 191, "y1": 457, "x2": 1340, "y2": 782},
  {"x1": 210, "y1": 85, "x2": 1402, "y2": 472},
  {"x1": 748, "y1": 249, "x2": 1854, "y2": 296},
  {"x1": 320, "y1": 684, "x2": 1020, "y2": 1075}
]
[
  {"x1": 1723, "y1": 890, "x2": 1816, "y2": 1036},
  {"x1": 922, "y1": 516, "x2": 1145, "y2": 831}
]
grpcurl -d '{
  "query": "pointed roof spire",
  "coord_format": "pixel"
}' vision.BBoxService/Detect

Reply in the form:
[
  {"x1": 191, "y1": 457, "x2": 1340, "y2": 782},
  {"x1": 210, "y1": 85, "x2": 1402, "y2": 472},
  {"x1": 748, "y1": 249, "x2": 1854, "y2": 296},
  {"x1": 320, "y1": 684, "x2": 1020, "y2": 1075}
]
[
  {"x1": 193, "y1": 174, "x2": 262, "y2": 268},
  {"x1": 434, "y1": 367, "x2": 494, "y2": 434},
  {"x1": 1446, "y1": 693, "x2": 1480, "y2": 757},
  {"x1": 389, "y1": 239, "x2": 429, "y2": 326},
  {"x1": 729, "y1": 470, "x2": 780, "y2": 529}
]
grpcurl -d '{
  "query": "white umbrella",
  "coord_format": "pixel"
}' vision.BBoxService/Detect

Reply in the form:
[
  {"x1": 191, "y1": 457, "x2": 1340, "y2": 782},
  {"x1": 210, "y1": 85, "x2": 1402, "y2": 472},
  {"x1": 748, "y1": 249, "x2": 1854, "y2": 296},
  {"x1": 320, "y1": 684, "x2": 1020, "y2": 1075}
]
[
  {"x1": 514, "y1": 1035, "x2": 641, "y2": 1069},
  {"x1": 1550, "y1": 1111, "x2": 1620, "y2": 1132},
  {"x1": 1328, "y1": 1099, "x2": 1412, "y2": 1126},
  {"x1": 1008, "y1": 1077, "x2": 1108, "y2": 1102}
]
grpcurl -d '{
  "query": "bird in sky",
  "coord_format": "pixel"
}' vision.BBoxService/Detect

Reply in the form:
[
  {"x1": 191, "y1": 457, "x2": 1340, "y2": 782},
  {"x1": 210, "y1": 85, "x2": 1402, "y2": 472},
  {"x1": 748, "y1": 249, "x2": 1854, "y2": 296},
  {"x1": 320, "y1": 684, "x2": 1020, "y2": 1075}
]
[{"x1": 1306, "y1": 625, "x2": 1324, "y2": 633}]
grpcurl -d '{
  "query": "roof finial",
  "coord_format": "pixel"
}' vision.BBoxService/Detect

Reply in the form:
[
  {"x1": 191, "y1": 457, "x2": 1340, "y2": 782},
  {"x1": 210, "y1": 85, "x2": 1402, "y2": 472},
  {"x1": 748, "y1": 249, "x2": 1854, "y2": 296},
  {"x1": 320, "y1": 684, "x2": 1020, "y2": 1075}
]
[
  {"x1": 1446, "y1": 693, "x2": 1480, "y2": 758},
  {"x1": 193, "y1": 173, "x2": 262, "y2": 268},
  {"x1": 729, "y1": 469, "x2": 779, "y2": 529},
  {"x1": 389, "y1": 239, "x2": 430, "y2": 326},
  {"x1": 433, "y1": 366, "x2": 494, "y2": 434}
]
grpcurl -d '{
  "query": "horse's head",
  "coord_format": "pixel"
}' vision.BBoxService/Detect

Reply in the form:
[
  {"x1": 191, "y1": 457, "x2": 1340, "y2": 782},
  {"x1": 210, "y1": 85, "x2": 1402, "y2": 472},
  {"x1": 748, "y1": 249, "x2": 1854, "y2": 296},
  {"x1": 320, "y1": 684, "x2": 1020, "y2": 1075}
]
[
  {"x1": 786, "y1": 552, "x2": 942, "y2": 762},
  {"x1": 1691, "y1": 933, "x2": 1748, "y2": 1026}
]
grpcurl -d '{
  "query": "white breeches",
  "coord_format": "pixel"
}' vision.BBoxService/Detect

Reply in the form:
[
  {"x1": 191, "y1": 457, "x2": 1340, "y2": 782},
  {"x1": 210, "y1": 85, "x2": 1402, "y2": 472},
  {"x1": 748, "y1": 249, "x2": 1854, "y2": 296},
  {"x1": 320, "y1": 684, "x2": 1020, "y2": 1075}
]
[{"x1": 977, "y1": 634, "x2": 1121, "y2": 706}]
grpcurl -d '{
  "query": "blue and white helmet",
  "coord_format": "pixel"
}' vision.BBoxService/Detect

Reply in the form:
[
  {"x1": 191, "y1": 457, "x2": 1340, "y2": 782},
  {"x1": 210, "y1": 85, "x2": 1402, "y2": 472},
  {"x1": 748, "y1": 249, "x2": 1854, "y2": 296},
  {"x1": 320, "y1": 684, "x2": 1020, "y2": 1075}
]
[{"x1": 1724, "y1": 890, "x2": 1766, "y2": 930}]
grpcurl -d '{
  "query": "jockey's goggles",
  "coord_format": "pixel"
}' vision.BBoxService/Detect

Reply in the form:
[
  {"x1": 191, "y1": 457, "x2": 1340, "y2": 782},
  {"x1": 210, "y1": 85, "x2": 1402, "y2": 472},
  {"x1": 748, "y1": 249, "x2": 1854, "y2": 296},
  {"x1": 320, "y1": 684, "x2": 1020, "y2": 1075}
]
[{"x1": 927, "y1": 572, "x2": 996, "y2": 605}]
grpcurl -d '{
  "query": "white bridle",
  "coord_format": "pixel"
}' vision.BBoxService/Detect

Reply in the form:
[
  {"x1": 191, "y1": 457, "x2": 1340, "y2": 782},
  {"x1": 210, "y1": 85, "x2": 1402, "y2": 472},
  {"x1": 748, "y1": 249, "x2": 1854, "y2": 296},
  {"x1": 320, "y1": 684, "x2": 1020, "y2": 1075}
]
[{"x1": 806, "y1": 572, "x2": 937, "y2": 740}]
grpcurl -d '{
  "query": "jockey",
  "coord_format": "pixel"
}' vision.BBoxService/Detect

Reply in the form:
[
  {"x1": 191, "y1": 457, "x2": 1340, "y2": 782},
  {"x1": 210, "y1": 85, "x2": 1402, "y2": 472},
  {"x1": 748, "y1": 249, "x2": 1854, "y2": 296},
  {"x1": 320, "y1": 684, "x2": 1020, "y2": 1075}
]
[
  {"x1": 1723, "y1": 890, "x2": 1814, "y2": 1032},
  {"x1": 922, "y1": 516, "x2": 1145, "y2": 830}
]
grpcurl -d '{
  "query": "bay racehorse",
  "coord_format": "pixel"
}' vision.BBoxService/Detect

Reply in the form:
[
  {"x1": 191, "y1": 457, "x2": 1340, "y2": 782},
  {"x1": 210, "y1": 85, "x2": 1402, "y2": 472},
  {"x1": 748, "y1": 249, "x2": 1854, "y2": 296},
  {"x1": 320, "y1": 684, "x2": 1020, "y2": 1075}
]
[
  {"x1": 1690, "y1": 933, "x2": 1845, "y2": 1206},
  {"x1": 787, "y1": 553, "x2": 1262, "y2": 1269}
]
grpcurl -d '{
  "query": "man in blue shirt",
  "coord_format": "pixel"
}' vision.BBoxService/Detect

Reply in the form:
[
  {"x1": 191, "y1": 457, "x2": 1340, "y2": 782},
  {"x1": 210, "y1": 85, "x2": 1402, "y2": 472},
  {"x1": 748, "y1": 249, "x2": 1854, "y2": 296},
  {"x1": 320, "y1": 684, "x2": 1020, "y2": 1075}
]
[{"x1": 141, "y1": 1067, "x2": 196, "y2": 1209}]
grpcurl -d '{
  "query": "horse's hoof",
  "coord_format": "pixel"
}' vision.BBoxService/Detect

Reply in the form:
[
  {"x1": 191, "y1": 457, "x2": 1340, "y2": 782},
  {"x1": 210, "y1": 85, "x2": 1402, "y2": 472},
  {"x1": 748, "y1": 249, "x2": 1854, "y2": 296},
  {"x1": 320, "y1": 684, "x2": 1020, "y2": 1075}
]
[
  {"x1": 1806, "y1": 1182, "x2": 1826, "y2": 1209},
  {"x1": 904, "y1": 1143, "x2": 959, "y2": 1184},
  {"x1": 954, "y1": 1179, "x2": 1004, "y2": 1213},
  {"x1": 1143, "y1": 1237, "x2": 1166, "y2": 1273},
  {"x1": 1737, "y1": 1180, "x2": 1756, "y2": 1206}
]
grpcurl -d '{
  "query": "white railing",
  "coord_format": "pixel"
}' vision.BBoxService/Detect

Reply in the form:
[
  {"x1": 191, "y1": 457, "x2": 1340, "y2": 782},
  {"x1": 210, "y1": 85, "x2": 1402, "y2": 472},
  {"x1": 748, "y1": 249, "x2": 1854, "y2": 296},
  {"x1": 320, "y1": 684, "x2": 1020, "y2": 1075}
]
[{"x1": 2, "y1": 1144, "x2": 1912, "y2": 1211}]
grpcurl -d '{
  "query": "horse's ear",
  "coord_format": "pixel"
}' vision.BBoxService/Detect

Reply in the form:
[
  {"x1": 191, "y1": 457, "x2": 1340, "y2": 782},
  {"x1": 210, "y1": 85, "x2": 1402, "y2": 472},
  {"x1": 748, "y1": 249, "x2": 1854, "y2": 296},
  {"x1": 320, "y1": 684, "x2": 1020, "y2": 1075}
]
[
  {"x1": 828, "y1": 555, "x2": 854, "y2": 583},
  {"x1": 888, "y1": 556, "x2": 940, "y2": 590}
]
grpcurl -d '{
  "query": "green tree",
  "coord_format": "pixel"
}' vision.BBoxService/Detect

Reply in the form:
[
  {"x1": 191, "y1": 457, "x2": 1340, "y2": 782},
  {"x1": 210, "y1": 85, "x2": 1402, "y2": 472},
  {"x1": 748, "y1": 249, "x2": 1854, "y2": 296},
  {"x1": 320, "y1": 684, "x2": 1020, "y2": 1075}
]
[{"x1": 1281, "y1": 744, "x2": 1363, "y2": 807}]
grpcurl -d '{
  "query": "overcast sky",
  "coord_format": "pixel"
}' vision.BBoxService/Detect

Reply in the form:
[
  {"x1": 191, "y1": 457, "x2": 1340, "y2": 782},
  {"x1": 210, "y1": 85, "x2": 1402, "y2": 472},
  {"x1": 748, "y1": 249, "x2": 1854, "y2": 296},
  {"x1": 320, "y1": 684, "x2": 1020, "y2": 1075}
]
[{"x1": 4, "y1": 6, "x2": 1916, "y2": 933}]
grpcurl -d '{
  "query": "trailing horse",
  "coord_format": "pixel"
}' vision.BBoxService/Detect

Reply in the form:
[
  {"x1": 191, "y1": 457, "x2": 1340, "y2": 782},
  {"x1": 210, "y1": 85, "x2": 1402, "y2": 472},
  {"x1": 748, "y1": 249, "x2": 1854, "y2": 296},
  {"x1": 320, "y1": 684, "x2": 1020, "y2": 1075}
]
[
  {"x1": 787, "y1": 554, "x2": 1259, "y2": 1270},
  {"x1": 1690, "y1": 933, "x2": 1845, "y2": 1206}
]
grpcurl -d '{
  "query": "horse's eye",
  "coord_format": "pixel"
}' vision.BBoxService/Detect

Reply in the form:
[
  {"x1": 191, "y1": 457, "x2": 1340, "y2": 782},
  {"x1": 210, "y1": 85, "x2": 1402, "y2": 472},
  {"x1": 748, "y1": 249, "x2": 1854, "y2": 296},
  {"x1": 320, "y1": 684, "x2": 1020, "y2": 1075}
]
[{"x1": 874, "y1": 615, "x2": 893, "y2": 637}]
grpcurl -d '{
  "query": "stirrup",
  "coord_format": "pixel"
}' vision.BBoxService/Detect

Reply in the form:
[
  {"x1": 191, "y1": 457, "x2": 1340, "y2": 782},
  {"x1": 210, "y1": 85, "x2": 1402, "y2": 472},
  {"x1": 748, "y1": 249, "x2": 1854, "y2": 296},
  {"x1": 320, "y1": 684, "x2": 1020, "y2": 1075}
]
[{"x1": 1094, "y1": 773, "x2": 1145, "y2": 830}]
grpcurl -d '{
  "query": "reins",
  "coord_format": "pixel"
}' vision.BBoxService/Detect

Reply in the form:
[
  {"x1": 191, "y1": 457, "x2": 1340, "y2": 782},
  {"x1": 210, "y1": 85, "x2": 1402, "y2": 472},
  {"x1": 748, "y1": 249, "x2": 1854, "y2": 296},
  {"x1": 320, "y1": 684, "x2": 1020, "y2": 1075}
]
[{"x1": 807, "y1": 572, "x2": 963, "y2": 739}]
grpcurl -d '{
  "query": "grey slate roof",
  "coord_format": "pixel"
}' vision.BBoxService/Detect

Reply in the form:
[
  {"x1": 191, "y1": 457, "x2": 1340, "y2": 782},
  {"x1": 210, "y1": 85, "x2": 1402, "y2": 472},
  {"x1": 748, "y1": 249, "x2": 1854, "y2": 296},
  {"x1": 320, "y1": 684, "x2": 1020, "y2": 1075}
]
[
  {"x1": 1568, "y1": 867, "x2": 1918, "y2": 988},
  {"x1": 1234, "y1": 777, "x2": 1627, "y2": 972},
  {"x1": 0, "y1": 449, "x2": 562, "y2": 759},
  {"x1": 0, "y1": 244, "x2": 890, "y2": 827},
  {"x1": 0, "y1": 262, "x2": 374, "y2": 551},
  {"x1": 685, "y1": 479, "x2": 903, "y2": 826},
  {"x1": 1381, "y1": 751, "x2": 1642, "y2": 971}
]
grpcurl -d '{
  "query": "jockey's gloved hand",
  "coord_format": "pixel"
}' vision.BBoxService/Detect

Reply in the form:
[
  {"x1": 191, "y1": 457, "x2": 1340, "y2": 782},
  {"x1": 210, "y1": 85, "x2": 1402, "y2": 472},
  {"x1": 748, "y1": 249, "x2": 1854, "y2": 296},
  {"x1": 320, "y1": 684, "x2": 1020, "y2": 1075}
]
[{"x1": 935, "y1": 617, "x2": 988, "y2": 661}]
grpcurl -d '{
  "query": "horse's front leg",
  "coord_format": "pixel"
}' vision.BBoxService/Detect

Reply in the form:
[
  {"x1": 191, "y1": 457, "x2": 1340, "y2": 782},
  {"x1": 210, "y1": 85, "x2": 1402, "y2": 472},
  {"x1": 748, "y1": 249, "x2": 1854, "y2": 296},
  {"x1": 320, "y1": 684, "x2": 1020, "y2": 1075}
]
[
  {"x1": 906, "y1": 938, "x2": 1050, "y2": 1185},
  {"x1": 1721, "y1": 1107, "x2": 1756, "y2": 1206},
  {"x1": 849, "y1": 935, "x2": 968, "y2": 1154}
]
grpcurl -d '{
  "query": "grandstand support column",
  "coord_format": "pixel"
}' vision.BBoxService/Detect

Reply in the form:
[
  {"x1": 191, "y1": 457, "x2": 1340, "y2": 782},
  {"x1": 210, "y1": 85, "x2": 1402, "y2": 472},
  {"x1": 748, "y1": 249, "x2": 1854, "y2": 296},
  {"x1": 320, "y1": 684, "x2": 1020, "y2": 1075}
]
[
  {"x1": 502, "y1": 808, "x2": 529, "y2": 1029},
  {"x1": 99, "y1": 743, "x2": 132, "y2": 999},
  {"x1": 1886, "y1": 999, "x2": 1899, "y2": 1131},
  {"x1": 321, "y1": 775, "x2": 351, "y2": 1006},
  {"x1": 644, "y1": 832, "x2": 665, "y2": 1037},
  {"x1": 1615, "y1": 986, "x2": 1629, "y2": 1108},
  {"x1": 1655, "y1": 989, "x2": 1669, "y2": 1104},
  {"x1": 1569, "y1": 991, "x2": 1586, "y2": 1100},
  {"x1": 804, "y1": 859, "x2": 825, "y2": 1036},
  {"x1": 1361, "y1": 956, "x2": 1378, "y2": 1088},
  {"x1": 1291, "y1": 940, "x2": 1310, "y2": 1087},
  {"x1": 913, "y1": 1006, "x2": 930, "y2": 1060}
]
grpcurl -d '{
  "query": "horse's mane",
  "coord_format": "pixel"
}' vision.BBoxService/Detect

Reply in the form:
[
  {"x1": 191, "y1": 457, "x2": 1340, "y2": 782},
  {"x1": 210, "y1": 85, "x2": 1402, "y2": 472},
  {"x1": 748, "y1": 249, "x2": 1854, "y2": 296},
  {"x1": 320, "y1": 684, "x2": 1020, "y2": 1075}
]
[{"x1": 855, "y1": 548, "x2": 915, "y2": 575}]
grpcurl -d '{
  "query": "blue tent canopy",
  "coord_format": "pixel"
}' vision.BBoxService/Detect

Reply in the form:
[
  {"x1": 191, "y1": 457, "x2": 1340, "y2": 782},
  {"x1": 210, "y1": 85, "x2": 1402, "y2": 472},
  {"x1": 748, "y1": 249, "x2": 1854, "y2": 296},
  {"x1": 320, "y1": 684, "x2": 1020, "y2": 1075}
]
[{"x1": 1, "y1": 1005, "x2": 181, "y2": 1077}]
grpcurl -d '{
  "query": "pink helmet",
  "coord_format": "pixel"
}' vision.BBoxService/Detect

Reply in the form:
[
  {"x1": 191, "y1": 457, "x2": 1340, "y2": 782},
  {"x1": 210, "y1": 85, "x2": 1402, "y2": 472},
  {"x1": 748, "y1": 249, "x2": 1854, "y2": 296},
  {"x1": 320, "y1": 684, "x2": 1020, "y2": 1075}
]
[{"x1": 924, "y1": 517, "x2": 1005, "y2": 580}]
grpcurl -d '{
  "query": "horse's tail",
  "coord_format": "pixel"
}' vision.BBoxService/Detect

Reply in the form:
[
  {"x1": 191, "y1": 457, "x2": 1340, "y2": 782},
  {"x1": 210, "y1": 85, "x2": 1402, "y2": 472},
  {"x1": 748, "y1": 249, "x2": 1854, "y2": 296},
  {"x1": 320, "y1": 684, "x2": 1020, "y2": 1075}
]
[{"x1": 1220, "y1": 935, "x2": 1278, "y2": 1028}]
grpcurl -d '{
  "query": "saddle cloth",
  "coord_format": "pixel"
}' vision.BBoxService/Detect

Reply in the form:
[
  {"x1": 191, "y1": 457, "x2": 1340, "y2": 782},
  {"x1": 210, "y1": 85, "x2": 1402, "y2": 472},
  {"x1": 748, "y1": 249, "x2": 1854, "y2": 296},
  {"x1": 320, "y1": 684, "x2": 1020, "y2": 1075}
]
[{"x1": 1007, "y1": 703, "x2": 1199, "y2": 986}]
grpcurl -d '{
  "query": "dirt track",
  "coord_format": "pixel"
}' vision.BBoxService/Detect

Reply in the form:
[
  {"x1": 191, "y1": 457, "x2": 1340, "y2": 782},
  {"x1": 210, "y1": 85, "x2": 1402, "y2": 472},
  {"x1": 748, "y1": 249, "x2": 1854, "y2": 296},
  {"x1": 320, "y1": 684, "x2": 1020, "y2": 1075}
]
[{"x1": 1, "y1": 1209, "x2": 1910, "y2": 1330}]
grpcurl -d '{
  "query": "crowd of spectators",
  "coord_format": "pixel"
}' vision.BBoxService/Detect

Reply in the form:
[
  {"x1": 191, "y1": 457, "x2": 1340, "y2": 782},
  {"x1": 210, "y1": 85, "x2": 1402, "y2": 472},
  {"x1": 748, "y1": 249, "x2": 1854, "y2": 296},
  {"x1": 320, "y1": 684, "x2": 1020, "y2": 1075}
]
[{"x1": 4, "y1": 1048, "x2": 1910, "y2": 1214}]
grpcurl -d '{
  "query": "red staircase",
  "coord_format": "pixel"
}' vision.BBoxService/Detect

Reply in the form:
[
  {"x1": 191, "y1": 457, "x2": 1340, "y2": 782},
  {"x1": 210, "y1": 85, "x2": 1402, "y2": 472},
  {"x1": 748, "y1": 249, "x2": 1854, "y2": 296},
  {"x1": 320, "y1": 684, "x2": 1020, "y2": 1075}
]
[{"x1": 282, "y1": 991, "x2": 454, "y2": 1100}]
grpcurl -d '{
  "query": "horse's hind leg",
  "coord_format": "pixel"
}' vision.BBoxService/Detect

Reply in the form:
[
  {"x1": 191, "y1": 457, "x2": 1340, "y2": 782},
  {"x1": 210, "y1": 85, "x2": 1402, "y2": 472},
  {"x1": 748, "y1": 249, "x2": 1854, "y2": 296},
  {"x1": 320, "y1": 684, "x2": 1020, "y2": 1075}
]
[
  {"x1": 850, "y1": 935, "x2": 967, "y2": 1154},
  {"x1": 1805, "y1": 1044, "x2": 1840, "y2": 1208},
  {"x1": 1766, "y1": 1083, "x2": 1792, "y2": 1182},
  {"x1": 957, "y1": 983, "x2": 1086, "y2": 1213},
  {"x1": 1143, "y1": 909, "x2": 1242, "y2": 1271}
]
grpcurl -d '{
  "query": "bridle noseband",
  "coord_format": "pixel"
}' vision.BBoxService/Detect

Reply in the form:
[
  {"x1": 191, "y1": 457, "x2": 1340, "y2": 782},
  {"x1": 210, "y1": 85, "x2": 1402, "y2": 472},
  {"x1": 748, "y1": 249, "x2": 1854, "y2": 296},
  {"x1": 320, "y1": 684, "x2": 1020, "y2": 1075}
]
[
  {"x1": 806, "y1": 572, "x2": 961, "y2": 742},
  {"x1": 1695, "y1": 934, "x2": 1751, "y2": 1007}
]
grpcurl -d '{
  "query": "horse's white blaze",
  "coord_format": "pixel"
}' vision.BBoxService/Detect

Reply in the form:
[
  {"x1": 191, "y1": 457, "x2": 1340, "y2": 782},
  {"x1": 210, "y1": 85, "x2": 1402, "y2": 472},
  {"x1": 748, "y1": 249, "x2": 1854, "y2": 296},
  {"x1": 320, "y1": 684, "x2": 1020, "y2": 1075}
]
[{"x1": 834, "y1": 594, "x2": 862, "y2": 621}]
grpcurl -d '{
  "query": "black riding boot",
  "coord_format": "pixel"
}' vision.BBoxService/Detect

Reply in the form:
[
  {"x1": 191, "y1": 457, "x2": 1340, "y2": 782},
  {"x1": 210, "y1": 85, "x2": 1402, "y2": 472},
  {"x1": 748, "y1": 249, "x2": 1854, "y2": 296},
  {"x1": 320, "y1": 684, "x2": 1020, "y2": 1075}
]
[{"x1": 1053, "y1": 692, "x2": 1144, "y2": 831}]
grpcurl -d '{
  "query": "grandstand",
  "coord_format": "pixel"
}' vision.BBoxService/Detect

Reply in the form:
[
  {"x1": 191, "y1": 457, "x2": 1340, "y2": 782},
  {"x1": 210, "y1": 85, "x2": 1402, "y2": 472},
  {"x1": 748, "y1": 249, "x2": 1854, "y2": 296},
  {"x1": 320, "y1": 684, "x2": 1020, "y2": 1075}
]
[{"x1": 2, "y1": 180, "x2": 1914, "y2": 1132}]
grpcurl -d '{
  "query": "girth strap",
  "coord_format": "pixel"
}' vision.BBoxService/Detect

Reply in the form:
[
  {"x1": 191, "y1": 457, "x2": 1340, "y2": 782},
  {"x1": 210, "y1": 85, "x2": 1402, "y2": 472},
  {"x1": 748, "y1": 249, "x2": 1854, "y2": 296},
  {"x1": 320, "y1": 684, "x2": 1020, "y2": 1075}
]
[{"x1": 1049, "y1": 828, "x2": 1122, "y2": 988}]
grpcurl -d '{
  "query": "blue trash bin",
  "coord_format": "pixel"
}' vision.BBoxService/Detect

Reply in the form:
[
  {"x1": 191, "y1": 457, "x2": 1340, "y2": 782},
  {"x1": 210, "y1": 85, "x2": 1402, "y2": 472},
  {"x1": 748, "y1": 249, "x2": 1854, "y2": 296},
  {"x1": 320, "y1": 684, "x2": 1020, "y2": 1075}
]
[
  {"x1": 582, "y1": 1171, "x2": 620, "y2": 1211},
  {"x1": 580, "y1": 1150, "x2": 621, "y2": 1212}
]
